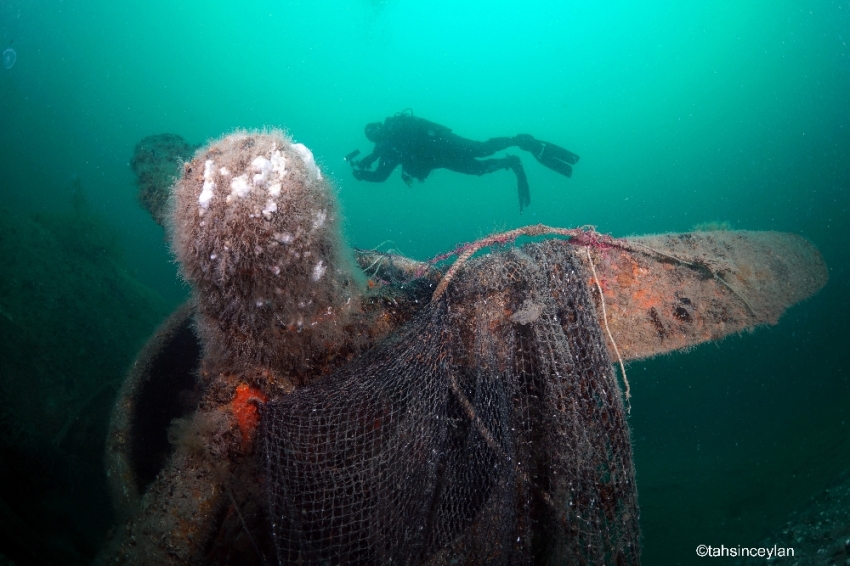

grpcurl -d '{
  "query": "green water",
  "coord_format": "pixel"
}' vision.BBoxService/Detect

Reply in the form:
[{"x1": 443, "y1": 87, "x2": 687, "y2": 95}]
[{"x1": 1, "y1": 0, "x2": 849, "y2": 564}]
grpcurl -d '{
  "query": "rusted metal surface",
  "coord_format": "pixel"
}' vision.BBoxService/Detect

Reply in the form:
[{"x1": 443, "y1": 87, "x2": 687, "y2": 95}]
[
  {"x1": 100, "y1": 228, "x2": 827, "y2": 565},
  {"x1": 104, "y1": 302, "x2": 198, "y2": 522},
  {"x1": 581, "y1": 230, "x2": 828, "y2": 361},
  {"x1": 98, "y1": 421, "x2": 233, "y2": 565}
]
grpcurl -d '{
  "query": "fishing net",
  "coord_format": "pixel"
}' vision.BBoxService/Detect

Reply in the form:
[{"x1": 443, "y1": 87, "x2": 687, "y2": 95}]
[{"x1": 262, "y1": 240, "x2": 639, "y2": 565}]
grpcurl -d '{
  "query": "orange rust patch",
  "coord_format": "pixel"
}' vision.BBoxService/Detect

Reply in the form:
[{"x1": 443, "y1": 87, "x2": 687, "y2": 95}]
[
  {"x1": 631, "y1": 288, "x2": 662, "y2": 311},
  {"x1": 231, "y1": 384, "x2": 267, "y2": 445},
  {"x1": 616, "y1": 270, "x2": 634, "y2": 287}
]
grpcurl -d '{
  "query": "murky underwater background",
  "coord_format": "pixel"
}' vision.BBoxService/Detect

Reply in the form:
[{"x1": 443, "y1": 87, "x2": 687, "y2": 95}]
[{"x1": 1, "y1": 0, "x2": 849, "y2": 564}]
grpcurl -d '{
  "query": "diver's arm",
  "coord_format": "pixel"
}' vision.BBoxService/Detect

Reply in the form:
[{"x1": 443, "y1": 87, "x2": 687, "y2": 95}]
[
  {"x1": 357, "y1": 150, "x2": 380, "y2": 169},
  {"x1": 353, "y1": 157, "x2": 397, "y2": 182}
]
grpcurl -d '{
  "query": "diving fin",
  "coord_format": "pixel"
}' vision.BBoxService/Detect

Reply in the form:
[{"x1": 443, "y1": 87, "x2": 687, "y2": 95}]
[
  {"x1": 517, "y1": 135, "x2": 580, "y2": 178},
  {"x1": 507, "y1": 154, "x2": 531, "y2": 212},
  {"x1": 517, "y1": 167, "x2": 530, "y2": 212}
]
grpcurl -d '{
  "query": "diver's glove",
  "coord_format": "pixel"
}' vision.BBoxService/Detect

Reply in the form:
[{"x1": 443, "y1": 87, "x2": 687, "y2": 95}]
[{"x1": 353, "y1": 159, "x2": 368, "y2": 170}]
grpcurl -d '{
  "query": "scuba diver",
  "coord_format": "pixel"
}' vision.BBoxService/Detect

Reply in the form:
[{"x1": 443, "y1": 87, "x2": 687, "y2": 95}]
[{"x1": 347, "y1": 110, "x2": 580, "y2": 212}]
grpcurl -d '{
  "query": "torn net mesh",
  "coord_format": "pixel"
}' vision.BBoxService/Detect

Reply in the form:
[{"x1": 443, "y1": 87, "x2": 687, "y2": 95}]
[{"x1": 262, "y1": 241, "x2": 640, "y2": 565}]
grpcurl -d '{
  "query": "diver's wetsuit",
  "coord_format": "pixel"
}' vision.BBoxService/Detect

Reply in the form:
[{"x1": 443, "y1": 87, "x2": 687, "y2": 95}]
[{"x1": 350, "y1": 111, "x2": 579, "y2": 212}]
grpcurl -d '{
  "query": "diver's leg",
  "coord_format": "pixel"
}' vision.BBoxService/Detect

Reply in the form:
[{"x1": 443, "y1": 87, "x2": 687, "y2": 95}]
[
  {"x1": 444, "y1": 156, "x2": 530, "y2": 212},
  {"x1": 458, "y1": 134, "x2": 578, "y2": 165},
  {"x1": 443, "y1": 156, "x2": 508, "y2": 176},
  {"x1": 477, "y1": 137, "x2": 518, "y2": 156},
  {"x1": 448, "y1": 135, "x2": 518, "y2": 158},
  {"x1": 468, "y1": 135, "x2": 581, "y2": 177}
]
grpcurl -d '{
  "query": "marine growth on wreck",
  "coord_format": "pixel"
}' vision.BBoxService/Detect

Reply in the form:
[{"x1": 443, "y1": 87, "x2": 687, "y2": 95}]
[{"x1": 94, "y1": 131, "x2": 827, "y2": 566}]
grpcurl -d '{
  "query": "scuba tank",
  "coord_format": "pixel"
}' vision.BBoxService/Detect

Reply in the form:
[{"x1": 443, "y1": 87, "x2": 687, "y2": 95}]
[{"x1": 383, "y1": 109, "x2": 452, "y2": 140}]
